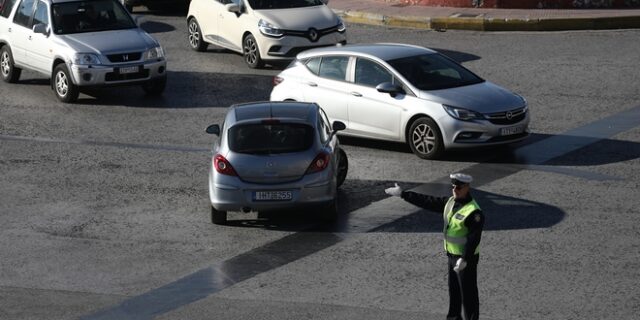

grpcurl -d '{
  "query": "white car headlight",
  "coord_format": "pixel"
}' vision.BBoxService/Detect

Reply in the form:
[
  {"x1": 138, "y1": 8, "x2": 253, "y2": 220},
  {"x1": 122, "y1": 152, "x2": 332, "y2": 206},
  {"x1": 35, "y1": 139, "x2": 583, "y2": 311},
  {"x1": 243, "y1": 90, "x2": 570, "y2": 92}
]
[
  {"x1": 73, "y1": 53, "x2": 100, "y2": 65},
  {"x1": 144, "y1": 46, "x2": 165, "y2": 61},
  {"x1": 443, "y1": 105, "x2": 485, "y2": 121},
  {"x1": 337, "y1": 17, "x2": 346, "y2": 32},
  {"x1": 258, "y1": 19, "x2": 283, "y2": 37}
]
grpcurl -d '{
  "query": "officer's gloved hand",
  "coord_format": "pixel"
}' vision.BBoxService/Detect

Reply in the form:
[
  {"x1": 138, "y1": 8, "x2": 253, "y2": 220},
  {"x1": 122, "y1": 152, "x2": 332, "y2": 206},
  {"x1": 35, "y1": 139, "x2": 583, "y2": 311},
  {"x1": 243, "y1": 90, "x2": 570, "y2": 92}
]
[
  {"x1": 453, "y1": 258, "x2": 467, "y2": 273},
  {"x1": 384, "y1": 183, "x2": 403, "y2": 197}
]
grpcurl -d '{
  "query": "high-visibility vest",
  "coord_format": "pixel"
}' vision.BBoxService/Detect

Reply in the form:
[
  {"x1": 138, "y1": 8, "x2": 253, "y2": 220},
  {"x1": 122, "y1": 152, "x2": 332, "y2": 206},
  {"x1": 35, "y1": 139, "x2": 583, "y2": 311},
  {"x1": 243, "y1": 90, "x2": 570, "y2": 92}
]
[{"x1": 443, "y1": 196, "x2": 481, "y2": 255}]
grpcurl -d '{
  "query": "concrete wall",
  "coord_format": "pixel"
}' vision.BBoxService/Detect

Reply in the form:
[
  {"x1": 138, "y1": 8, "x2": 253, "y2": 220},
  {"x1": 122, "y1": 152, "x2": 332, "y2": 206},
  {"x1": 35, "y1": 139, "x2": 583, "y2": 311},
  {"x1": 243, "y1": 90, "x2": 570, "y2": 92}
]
[{"x1": 400, "y1": 0, "x2": 640, "y2": 8}]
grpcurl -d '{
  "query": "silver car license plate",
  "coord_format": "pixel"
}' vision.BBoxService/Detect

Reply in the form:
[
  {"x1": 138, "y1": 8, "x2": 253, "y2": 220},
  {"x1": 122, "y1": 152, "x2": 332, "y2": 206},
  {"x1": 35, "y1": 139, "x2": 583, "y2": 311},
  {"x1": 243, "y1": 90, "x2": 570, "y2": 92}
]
[
  {"x1": 500, "y1": 125, "x2": 524, "y2": 136},
  {"x1": 254, "y1": 191, "x2": 292, "y2": 201},
  {"x1": 118, "y1": 66, "x2": 140, "y2": 74}
]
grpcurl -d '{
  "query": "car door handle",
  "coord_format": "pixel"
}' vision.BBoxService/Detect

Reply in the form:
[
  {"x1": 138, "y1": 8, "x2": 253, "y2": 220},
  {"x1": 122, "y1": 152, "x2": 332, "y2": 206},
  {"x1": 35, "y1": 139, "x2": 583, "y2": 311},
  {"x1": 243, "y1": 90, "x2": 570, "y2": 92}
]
[
  {"x1": 306, "y1": 82, "x2": 317, "y2": 87},
  {"x1": 351, "y1": 92, "x2": 362, "y2": 97},
  {"x1": 28, "y1": 35, "x2": 32, "y2": 40}
]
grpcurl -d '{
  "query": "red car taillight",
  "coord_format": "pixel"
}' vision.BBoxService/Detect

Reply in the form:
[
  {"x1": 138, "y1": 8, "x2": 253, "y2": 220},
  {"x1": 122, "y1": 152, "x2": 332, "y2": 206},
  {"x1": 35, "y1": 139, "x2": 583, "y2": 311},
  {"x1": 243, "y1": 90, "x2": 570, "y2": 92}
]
[
  {"x1": 213, "y1": 154, "x2": 237, "y2": 176},
  {"x1": 272, "y1": 76, "x2": 283, "y2": 86},
  {"x1": 306, "y1": 152, "x2": 330, "y2": 174}
]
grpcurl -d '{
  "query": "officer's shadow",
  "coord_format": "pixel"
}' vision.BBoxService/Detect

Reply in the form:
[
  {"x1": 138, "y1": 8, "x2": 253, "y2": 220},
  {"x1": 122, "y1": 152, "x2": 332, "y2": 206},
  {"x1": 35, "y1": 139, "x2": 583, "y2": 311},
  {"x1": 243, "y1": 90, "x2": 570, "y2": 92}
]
[{"x1": 372, "y1": 183, "x2": 565, "y2": 233}]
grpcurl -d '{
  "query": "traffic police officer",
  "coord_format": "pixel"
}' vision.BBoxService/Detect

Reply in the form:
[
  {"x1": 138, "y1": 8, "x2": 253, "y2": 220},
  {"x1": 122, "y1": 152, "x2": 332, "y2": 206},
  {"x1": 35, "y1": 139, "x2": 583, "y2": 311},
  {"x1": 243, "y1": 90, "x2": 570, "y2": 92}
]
[{"x1": 385, "y1": 173, "x2": 484, "y2": 320}]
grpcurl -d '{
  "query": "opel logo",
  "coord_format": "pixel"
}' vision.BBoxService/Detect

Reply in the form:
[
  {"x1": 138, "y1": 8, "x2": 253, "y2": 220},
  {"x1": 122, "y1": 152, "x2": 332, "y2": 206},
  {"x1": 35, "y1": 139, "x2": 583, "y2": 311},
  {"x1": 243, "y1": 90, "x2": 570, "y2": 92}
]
[
  {"x1": 122, "y1": 54, "x2": 129, "y2": 61},
  {"x1": 266, "y1": 161, "x2": 274, "y2": 168},
  {"x1": 506, "y1": 111, "x2": 513, "y2": 120},
  {"x1": 308, "y1": 28, "x2": 318, "y2": 42}
]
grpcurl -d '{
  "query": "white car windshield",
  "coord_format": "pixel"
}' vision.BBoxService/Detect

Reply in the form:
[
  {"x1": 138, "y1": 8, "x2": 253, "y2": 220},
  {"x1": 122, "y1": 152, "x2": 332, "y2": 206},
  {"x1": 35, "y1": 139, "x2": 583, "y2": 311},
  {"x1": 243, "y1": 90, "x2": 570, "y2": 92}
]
[
  {"x1": 52, "y1": 0, "x2": 136, "y2": 35},
  {"x1": 247, "y1": 0, "x2": 324, "y2": 10},
  {"x1": 386, "y1": 53, "x2": 484, "y2": 91}
]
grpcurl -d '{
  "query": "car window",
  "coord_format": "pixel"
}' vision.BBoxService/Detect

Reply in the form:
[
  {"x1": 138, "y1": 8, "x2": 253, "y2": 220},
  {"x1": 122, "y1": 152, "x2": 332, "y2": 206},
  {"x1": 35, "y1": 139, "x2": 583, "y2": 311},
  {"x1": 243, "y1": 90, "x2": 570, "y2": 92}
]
[
  {"x1": 247, "y1": 0, "x2": 323, "y2": 10},
  {"x1": 0, "y1": 0, "x2": 18, "y2": 18},
  {"x1": 228, "y1": 123, "x2": 314, "y2": 154},
  {"x1": 305, "y1": 57, "x2": 321, "y2": 75},
  {"x1": 32, "y1": 0, "x2": 47, "y2": 26},
  {"x1": 318, "y1": 108, "x2": 332, "y2": 143},
  {"x1": 13, "y1": 0, "x2": 35, "y2": 27},
  {"x1": 318, "y1": 56, "x2": 349, "y2": 81},
  {"x1": 355, "y1": 58, "x2": 393, "y2": 87},
  {"x1": 51, "y1": 0, "x2": 136, "y2": 35},
  {"x1": 386, "y1": 53, "x2": 484, "y2": 91}
]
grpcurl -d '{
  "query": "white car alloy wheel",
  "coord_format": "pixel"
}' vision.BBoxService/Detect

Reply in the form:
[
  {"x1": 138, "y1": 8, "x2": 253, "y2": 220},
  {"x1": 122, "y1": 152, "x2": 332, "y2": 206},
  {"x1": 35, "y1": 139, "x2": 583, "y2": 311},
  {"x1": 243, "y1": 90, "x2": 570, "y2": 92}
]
[
  {"x1": 188, "y1": 18, "x2": 207, "y2": 52},
  {"x1": 1, "y1": 51, "x2": 10, "y2": 77},
  {"x1": 0, "y1": 47, "x2": 20, "y2": 83},
  {"x1": 55, "y1": 71, "x2": 69, "y2": 97},
  {"x1": 243, "y1": 34, "x2": 263, "y2": 68}
]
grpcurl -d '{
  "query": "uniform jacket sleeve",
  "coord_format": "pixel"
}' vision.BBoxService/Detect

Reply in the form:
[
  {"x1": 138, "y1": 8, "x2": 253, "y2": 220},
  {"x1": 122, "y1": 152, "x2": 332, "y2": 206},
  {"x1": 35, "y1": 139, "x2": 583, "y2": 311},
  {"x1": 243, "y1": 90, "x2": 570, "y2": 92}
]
[
  {"x1": 463, "y1": 209, "x2": 484, "y2": 260},
  {"x1": 400, "y1": 191, "x2": 449, "y2": 212}
]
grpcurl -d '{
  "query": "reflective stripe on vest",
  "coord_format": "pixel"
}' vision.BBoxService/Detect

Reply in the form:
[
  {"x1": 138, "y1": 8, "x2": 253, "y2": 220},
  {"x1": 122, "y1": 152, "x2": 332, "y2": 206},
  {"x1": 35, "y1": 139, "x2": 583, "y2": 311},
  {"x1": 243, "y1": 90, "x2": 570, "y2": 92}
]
[{"x1": 443, "y1": 196, "x2": 481, "y2": 255}]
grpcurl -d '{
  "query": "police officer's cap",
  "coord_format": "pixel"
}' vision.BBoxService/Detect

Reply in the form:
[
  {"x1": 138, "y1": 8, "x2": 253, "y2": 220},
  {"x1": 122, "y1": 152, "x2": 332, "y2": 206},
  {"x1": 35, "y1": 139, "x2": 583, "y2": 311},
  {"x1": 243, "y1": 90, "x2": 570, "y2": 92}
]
[{"x1": 450, "y1": 173, "x2": 473, "y2": 185}]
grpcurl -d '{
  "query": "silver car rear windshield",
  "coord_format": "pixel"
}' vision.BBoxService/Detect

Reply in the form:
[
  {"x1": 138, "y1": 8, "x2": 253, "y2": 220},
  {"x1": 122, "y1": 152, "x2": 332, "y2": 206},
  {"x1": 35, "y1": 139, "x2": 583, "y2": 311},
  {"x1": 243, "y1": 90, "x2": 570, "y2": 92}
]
[
  {"x1": 229, "y1": 123, "x2": 314, "y2": 154},
  {"x1": 386, "y1": 53, "x2": 484, "y2": 91},
  {"x1": 247, "y1": 0, "x2": 324, "y2": 10},
  {"x1": 52, "y1": 0, "x2": 136, "y2": 35}
]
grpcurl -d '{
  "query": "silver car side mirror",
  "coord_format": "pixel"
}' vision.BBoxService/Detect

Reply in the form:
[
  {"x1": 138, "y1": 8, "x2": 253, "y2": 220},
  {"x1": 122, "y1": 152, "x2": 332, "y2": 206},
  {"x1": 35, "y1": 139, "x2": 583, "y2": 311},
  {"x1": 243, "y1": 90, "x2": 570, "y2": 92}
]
[
  {"x1": 376, "y1": 82, "x2": 404, "y2": 98},
  {"x1": 332, "y1": 121, "x2": 346, "y2": 132},
  {"x1": 32, "y1": 23, "x2": 49, "y2": 36},
  {"x1": 206, "y1": 124, "x2": 221, "y2": 135}
]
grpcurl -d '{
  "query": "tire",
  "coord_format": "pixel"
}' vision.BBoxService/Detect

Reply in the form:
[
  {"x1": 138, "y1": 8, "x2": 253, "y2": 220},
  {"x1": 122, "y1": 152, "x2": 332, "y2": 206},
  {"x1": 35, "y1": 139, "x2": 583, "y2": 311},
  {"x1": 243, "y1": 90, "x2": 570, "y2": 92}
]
[
  {"x1": 242, "y1": 34, "x2": 264, "y2": 69},
  {"x1": 336, "y1": 149, "x2": 348, "y2": 188},
  {"x1": 211, "y1": 206, "x2": 227, "y2": 225},
  {"x1": 142, "y1": 76, "x2": 166, "y2": 95},
  {"x1": 0, "y1": 46, "x2": 21, "y2": 83},
  {"x1": 188, "y1": 18, "x2": 208, "y2": 52},
  {"x1": 408, "y1": 117, "x2": 444, "y2": 160},
  {"x1": 52, "y1": 64, "x2": 79, "y2": 103}
]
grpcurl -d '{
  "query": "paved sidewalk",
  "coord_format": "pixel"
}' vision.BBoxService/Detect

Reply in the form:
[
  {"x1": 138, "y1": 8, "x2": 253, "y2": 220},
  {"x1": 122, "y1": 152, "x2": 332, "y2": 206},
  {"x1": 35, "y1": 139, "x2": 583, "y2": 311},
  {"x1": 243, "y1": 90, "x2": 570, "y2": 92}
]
[{"x1": 329, "y1": 0, "x2": 640, "y2": 31}]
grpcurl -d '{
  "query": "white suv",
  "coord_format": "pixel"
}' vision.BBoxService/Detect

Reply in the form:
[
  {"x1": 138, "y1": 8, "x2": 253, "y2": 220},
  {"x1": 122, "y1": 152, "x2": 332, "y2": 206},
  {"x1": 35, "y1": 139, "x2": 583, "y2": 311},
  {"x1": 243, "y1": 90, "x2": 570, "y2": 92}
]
[
  {"x1": 0, "y1": 0, "x2": 167, "y2": 103},
  {"x1": 187, "y1": 0, "x2": 346, "y2": 68}
]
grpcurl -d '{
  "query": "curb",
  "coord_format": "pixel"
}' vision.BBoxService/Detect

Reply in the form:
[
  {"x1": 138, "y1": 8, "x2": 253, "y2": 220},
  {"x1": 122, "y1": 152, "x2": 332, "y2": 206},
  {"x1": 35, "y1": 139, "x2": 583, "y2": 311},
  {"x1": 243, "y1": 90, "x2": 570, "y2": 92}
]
[{"x1": 335, "y1": 9, "x2": 640, "y2": 31}]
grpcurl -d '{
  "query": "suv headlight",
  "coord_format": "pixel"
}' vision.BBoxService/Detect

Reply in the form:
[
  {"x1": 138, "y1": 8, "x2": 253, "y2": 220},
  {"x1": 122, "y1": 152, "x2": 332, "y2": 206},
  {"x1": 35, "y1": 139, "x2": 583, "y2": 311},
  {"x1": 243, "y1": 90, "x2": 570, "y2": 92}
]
[
  {"x1": 144, "y1": 46, "x2": 165, "y2": 60},
  {"x1": 258, "y1": 19, "x2": 283, "y2": 37},
  {"x1": 337, "y1": 17, "x2": 346, "y2": 32},
  {"x1": 73, "y1": 53, "x2": 100, "y2": 65},
  {"x1": 443, "y1": 105, "x2": 485, "y2": 121}
]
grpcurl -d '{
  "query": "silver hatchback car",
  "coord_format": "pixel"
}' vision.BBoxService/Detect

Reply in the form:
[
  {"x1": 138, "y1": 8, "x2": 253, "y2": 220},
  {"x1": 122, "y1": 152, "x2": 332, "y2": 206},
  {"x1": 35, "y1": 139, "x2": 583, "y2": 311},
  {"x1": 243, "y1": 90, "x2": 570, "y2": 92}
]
[
  {"x1": 270, "y1": 43, "x2": 530, "y2": 159},
  {"x1": 205, "y1": 101, "x2": 348, "y2": 225}
]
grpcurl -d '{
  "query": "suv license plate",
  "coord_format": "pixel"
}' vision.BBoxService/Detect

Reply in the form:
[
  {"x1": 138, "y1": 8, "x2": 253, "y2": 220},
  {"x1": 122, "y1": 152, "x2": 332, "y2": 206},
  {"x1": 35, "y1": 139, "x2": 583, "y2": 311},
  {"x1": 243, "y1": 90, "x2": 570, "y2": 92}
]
[
  {"x1": 118, "y1": 66, "x2": 140, "y2": 74},
  {"x1": 500, "y1": 125, "x2": 524, "y2": 136},
  {"x1": 254, "y1": 191, "x2": 292, "y2": 201}
]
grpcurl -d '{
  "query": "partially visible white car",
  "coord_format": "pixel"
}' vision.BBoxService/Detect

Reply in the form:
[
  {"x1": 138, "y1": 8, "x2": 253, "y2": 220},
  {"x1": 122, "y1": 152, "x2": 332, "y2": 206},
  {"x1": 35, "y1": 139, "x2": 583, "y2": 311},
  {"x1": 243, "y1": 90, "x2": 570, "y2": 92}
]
[
  {"x1": 187, "y1": 0, "x2": 346, "y2": 68},
  {"x1": 0, "y1": 0, "x2": 167, "y2": 102}
]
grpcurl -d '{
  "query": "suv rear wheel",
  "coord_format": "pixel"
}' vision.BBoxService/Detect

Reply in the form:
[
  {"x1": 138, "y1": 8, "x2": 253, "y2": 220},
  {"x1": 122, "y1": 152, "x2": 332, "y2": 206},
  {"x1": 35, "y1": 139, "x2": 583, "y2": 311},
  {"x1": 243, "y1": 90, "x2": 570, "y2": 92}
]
[
  {"x1": 0, "y1": 46, "x2": 21, "y2": 83},
  {"x1": 408, "y1": 117, "x2": 444, "y2": 159},
  {"x1": 53, "y1": 64, "x2": 79, "y2": 103}
]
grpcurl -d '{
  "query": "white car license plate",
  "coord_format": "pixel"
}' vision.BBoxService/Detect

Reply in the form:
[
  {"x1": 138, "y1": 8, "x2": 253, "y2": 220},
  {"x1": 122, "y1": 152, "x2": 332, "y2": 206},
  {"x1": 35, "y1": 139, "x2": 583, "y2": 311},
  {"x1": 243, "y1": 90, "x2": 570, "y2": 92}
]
[
  {"x1": 500, "y1": 125, "x2": 524, "y2": 136},
  {"x1": 118, "y1": 66, "x2": 140, "y2": 74},
  {"x1": 254, "y1": 191, "x2": 292, "y2": 201}
]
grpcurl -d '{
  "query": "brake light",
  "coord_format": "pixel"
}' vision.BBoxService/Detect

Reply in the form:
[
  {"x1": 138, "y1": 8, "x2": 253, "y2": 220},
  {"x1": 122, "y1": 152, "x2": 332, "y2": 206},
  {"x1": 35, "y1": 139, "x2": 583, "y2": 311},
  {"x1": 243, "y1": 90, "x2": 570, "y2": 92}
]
[
  {"x1": 213, "y1": 154, "x2": 237, "y2": 176},
  {"x1": 306, "y1": 152, "x2": 330, "y2": 174},
  {"x1": 273, "y1": 76, "x2": 283, "y2": 86}
]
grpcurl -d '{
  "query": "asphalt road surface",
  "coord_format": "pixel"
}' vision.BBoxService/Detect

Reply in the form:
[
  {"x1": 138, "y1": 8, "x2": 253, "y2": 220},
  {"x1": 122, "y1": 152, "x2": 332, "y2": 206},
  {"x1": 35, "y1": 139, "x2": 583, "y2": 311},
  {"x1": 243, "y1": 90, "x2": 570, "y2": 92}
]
[{"x1": 1, "y1": 8, "x2": 639, "y2": 320}]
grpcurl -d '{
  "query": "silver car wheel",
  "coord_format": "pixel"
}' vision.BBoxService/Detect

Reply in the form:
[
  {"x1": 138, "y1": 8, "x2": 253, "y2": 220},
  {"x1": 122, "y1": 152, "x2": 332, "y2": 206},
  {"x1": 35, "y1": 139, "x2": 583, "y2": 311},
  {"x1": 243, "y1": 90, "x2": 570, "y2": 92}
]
[
  {"x1": 244, "y1": 37, "x2": 257, "y2": 65},
  {"x1": 55, "y1": 71, "x2": 68, "y2": 97},
  {"x1": 188, "y1": 21, "x2": 200, "y2": 48},
  {"x1": 1, "y1": 51, "x2": 9, "y2": 77},
  {"x1": 412, "y1": 123, "x2": 436, "y2": 155}
]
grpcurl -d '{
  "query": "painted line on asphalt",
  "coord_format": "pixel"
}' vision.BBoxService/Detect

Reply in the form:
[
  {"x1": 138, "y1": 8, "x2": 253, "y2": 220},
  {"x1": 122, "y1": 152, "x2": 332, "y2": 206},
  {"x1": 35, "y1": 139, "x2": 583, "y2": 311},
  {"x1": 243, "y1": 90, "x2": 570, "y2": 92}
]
[
  {"x1": 80, "y1": 105, "x2": 640, "y2": 319},
  {"x1": 0, "y1": 134, "x2": 210, "y2": 154}
]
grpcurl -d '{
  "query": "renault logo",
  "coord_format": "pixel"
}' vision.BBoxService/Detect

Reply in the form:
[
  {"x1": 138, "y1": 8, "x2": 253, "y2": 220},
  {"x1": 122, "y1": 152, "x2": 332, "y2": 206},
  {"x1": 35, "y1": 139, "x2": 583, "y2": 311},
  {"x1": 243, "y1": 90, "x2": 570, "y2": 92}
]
[{"x1": 308, "y1": 28, "x2": 318, "y2": 42}]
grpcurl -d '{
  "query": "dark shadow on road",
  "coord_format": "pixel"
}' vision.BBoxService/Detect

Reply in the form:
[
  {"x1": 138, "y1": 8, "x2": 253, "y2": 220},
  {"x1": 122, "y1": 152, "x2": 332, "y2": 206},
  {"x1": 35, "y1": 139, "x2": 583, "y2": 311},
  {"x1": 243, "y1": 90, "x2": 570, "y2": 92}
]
[
  {"x1": 140, "y1": 20, "x2": 175, "y2": 33},
  {"x1": 370, "y1": 185, "x2": 565, "y2": 233},
  {"x1": 75, "y1": 71, "x2": 274, "y2": 108}
]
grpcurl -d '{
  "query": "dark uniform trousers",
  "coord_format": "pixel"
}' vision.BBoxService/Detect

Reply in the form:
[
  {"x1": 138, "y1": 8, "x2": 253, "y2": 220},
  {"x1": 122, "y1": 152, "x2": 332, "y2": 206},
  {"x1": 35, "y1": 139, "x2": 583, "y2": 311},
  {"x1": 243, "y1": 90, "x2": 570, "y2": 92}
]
[{"x1": 447, "y1": 253, "x2": 479, "y2": 320}]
